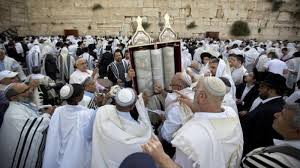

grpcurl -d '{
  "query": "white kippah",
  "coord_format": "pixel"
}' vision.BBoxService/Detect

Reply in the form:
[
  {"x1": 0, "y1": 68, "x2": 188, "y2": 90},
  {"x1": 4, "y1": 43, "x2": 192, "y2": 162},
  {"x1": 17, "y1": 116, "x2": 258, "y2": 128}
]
[
  {"x1": 115, "y1": 88, "x2": 136, "y2": 107},
  {"x1": 60, "y1": 84, "x2": 74, "y2": 100},
  {"x1": 203, "y1": 77, "x2": 226, "y2": 97}
]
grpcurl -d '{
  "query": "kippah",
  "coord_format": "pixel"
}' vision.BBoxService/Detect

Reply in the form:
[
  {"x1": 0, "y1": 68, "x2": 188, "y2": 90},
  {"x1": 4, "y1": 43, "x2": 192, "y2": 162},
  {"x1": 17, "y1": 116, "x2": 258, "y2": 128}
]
[
  {"x1": 203, "y1": 77, "x2": 226, "y2": 97},
  {"x1": 115, "y1": 88, "x2": 136, "y2": 107},
  {"x1": 60, "y1": 84, "x2": 74, "y2": 100}
]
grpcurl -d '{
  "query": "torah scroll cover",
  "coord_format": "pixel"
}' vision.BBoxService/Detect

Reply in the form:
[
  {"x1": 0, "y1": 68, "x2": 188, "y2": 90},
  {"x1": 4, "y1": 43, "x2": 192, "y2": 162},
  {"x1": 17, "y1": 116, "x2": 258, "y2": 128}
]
[{"x1": 133, "y1": 50, "x2": 154, "y2": 93}]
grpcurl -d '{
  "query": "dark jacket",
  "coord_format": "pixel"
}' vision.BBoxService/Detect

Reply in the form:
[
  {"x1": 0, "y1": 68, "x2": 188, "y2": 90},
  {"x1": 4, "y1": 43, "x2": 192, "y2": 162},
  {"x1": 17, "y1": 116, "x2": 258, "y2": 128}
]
[
  {"x1": 98, "y1": 52, "x2": 114, "y2": 78},
  {"x1": 241, "y1": 97, "x2": 285, "y2": 156},
  {"x1": 236, "y1": 83, "x2": 259, "y2": 112}
]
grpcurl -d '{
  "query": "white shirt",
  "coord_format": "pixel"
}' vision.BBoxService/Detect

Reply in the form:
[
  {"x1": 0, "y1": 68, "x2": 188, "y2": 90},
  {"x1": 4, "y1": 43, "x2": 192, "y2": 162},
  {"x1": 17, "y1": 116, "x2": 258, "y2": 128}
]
[
  {"x1": 241, "y1": 84, "x2": 255, "y2": 101},
  {"x1": 69, "y1": 69, "x2": 93, "y2": 84},
  {"x1": 231, "y1": 66, "x2": 247, "y2": 85},
  {"x1": 160, "y1": 105, "x2": 183, "y2": 143},
  {"x1": 264, "y1": 59, "x2": 287, "y2": 76},
  {"x1": 249, "y1": 97, "x2": 263, "y2": 112}
]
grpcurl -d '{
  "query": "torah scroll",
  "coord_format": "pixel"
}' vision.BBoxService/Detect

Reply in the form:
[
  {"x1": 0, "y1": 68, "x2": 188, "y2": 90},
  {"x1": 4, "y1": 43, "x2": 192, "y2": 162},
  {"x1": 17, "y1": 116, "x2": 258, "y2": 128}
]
[
  {"x1": 162, "y1": 47, "x2": 175, "y2": 90},
  {"x1": 133, "y1": 50, "x2": 153, "y2": 93},
  {"x1": 150, "y1": 49, "x2": 164, "y2": 89}
]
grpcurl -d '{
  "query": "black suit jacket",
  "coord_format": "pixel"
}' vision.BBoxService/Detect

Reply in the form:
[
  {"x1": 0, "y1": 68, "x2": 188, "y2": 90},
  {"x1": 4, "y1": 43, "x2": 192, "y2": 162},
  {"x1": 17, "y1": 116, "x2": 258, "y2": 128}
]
[
  {"x1": 236, "y1": 83, "x2": 259, "y2": 112},
  {"x1": 241, "y1": 97, "x2": 285, "y2": 156}
]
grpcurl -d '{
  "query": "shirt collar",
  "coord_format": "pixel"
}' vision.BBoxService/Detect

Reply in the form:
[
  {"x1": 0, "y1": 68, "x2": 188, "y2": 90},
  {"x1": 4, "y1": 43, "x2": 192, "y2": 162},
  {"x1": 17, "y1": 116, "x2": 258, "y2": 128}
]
[
  {"x1": 262, "y1": 96, "x2": 281, "y2": 104},
  {"x1": 274, "y1": 139, "x2": 300, "y2": 150}
]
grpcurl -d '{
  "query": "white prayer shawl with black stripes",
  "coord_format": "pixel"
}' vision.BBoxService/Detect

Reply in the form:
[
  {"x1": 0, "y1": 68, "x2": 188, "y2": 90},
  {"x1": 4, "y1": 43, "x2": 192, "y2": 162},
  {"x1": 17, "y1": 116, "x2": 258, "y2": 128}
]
[
  {"x1": 108, "y1": 60, "x2": 128, "y2": 81},
  {"x1": 79, "y1": 91, "x2": 98, "y2": 110},
  {"x1": 0, "y1": 101, "x2": 50, "y2": 168}
]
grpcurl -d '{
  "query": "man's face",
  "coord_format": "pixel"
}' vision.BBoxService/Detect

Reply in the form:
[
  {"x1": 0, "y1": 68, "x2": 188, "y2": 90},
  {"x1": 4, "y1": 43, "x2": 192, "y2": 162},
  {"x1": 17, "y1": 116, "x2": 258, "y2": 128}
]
[
  {"x1": 0, "y1": 76, "x2": 19, "y2": 85},
  {"x1": 77, "y1": 60, "x2": 88, "y2": 71},
  {"x1": 114, "y1": 52, "x2": 122, "y2": 62},
  {"x1": 258, "y1": 83, "x2": 270, "y2": 100},
  {"x1": 15, "y1": 84, "x2": 34, "y2": 102},
  {"x1": 273, "y1": 108, "x2": 295, "y2": 139},
  {"x1": 244, "y1": 73, "x2": 255, "y2": 83},
  {"x1": 231, "y1": 57, "x2": 239, "y2": 68},
  {"x1": 170, "y1": 77, "x2": 185, "y2": 91},
  {"x1": 125, "y1": 52, "x2": 130, "y2": 60},
  {"x1": 209, "y1": 62, "x2": 218, "y2": 76},
  {"x1": 202, "y1": 57, "x2": 210, "y2": 65}
]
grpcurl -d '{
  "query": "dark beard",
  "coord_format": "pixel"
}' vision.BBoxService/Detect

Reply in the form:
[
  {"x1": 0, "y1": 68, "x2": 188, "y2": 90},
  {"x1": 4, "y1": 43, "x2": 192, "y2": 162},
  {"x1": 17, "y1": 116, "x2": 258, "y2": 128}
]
[{"x1": 259, "y1": 95, "x2": 268, "y2": 100}]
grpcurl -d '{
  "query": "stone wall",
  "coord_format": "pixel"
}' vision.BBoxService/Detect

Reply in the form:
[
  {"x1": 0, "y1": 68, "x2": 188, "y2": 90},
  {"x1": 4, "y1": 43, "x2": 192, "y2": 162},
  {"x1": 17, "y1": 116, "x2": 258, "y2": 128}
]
[{"x1": 1, "y1": 0, "x2": 300, "y2": 40}]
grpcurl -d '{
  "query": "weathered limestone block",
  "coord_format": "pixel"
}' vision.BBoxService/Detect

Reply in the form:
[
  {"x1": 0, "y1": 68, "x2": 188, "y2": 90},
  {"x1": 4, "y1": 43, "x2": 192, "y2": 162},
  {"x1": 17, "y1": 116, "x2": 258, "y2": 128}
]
[{"x1": 277, "y1": 12, "x2": 292, "y2": 22}]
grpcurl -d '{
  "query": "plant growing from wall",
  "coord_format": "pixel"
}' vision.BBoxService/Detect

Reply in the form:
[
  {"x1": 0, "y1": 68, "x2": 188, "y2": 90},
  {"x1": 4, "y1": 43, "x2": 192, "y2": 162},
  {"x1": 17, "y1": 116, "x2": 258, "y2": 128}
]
[
  {"x1": 88, "y1": 25, "x2": 92, "y2": 30},
  {"x1": 258, "y1": 27, "x2": 262, "y2": 33},
  {"x1": 230, "y1": 20, "x2": 251, "y2": 36},
  {"x1": 186, "y1": 21, "x2": 197, "y2": 29},
  {"x1": 92, "y1": 4, "x2": 103, "y2": 11}
]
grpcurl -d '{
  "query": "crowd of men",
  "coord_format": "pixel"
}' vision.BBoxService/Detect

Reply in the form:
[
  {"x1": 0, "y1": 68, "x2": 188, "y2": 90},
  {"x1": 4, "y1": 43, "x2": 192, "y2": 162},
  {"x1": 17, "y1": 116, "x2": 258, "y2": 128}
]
[{"x1": 0, "y1": 35, "x2": 300, "y2": 168}]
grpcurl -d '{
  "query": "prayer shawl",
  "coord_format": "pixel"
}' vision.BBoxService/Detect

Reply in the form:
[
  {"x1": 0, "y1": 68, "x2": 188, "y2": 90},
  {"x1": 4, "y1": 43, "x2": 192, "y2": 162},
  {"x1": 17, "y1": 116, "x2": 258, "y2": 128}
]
[
  {"x1": 42, "y1": 105, "x2": 95, "y2": 168},
  {"x1": 79, "y1": 91, "x2": 98, "y2": 110},
  {"x1": 91, "y1": 94, "x2": 152, "y2": 168},
  {"x1": 27, "y1": 45, "x2": 41, "y2": 74},
  {"x1": 285, "y1": 57, "x2": 300, "y2": 89},
  {"x1": 0, "y1": 101, "x2": 50, "y2": 168},
  {"x1": 108, "y1": 60, "x2": 129, "y2": 81},
  {"x1": 2, "y1": 56, "x2": 26, "y2": 81},
  {"x1": 172, "y1": 106, "x2": 243, "y2": 168},
  {"x1": 215, "y1": 59, "x2": 236, "y2": 99},
  {"x1": 81, "y1": 52, "x2": 94, "y2": 70},
  {"x1": 58, "y1": 47, "x2": 75, "y2": 82}
]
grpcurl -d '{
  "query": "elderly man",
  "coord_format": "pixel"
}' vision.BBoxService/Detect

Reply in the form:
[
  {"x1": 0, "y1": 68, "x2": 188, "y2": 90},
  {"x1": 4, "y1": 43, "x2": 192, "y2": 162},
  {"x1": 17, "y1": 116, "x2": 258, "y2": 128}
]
[
  {"x1": 69, "y1": 58, "x2": 95, "y2": 84},
  {"x1": 241, "y1": 103, "x2": 300, "y2": 167},
  {"x1": 0, "y1": 48, "x2": 26, "y2": 81},
  {"x1": 0, "y1": 83, "x2": 53, "y2": 168},
  {"x1": 160, "y1": 72, "x2": 193, "y2": 143},
  {"x1": 92, "y1": 88, "x2": 152, "y2": 168},
  {"x1": 43, "y1": 84, "x2": 96, "y2": 168},
  {"x1": 142, "y1": 76, "x2": 244, "y2": 168}
]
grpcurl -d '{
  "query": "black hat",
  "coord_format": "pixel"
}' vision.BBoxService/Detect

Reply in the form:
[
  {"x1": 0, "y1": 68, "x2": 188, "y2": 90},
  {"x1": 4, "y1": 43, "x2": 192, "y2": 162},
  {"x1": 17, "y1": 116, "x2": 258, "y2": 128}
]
[
  {"x1": 119, "y1": 152, "x2": 157, "y2": 168},
  {"x1": 261, "y1": 72, "x2": 286, "y2": 91},
  {"x1": 105, "y1": 45, "x2": 111, "y2": 51}
]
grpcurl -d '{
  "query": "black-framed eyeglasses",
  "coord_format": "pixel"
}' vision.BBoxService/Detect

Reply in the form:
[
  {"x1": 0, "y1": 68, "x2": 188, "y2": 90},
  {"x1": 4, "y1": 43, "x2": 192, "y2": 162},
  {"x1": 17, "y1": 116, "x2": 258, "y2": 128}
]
[{"x1": 10, "y1": 87, "x2": 31, "y2": 98}]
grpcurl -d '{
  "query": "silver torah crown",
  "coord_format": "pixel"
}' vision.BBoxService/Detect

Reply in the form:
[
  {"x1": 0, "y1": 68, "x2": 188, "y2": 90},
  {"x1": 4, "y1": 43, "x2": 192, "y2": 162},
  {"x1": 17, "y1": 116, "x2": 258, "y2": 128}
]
[{"x1": 132, "y1": 16, "x2": 152, "y2": 46}]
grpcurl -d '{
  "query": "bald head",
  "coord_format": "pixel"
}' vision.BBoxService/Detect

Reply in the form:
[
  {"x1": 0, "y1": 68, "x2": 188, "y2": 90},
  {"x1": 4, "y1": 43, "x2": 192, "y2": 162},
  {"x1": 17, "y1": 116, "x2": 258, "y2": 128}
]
[
  {"x1": 170, "y1": 72, "x2": 192, "y2": 91},
  {"x1": 5, "y1": 83, "x2": 32, "y2": 101}
]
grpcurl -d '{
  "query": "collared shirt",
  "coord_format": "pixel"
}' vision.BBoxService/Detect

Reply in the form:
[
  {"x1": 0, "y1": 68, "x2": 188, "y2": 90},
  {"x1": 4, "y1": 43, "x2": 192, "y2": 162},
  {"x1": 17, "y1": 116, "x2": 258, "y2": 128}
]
[
  {"x1": 274, "y1": 139, "x2": 300, "y2": 150},
  {"x1": 261, "y1": 96, "x2": 282, "y2": 104},
  {"x1": 241, "y1": 84, "x2": 255, "y2": 101}
]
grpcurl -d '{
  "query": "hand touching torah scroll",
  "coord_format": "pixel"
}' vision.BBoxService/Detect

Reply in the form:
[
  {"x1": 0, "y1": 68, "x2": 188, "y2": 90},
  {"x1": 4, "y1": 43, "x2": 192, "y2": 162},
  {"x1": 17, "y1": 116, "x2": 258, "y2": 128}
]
[
  {"x1": 150, "y1": 49, "x2": 164, "y2": 89},
  {"x1": 133, "y1": 50, "x2": 154, "y2": 93},
  {"x1": 162, "y1": 47, "x2": 175, "y2": 90}
]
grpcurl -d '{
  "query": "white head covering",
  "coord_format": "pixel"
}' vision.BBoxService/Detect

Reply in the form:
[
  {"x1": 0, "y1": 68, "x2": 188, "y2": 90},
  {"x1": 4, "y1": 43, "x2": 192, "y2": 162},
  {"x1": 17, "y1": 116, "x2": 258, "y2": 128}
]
[
  {"x1": 203, "y1": 77, "x2": 226, "y2": 97},
  {"x1": 60, "y1": 84, "x2": 74, "y2": 99},
  {"x1": 115, "y1": 88, "x2": 136, "y2": 107}
]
